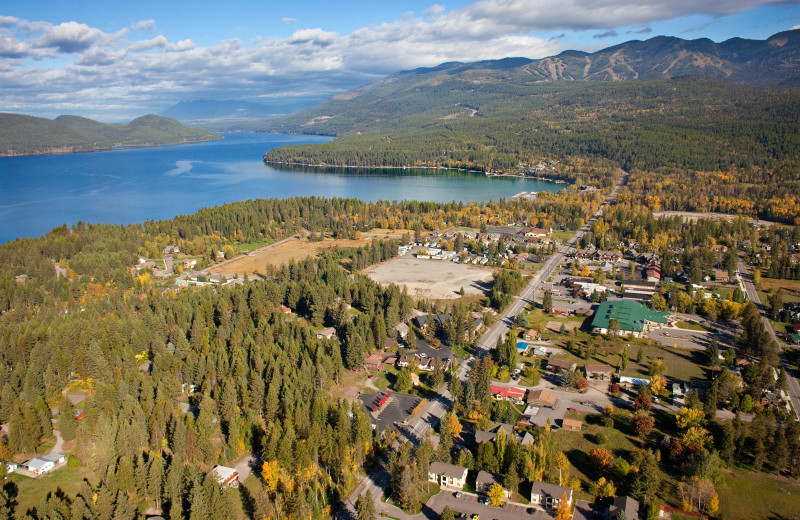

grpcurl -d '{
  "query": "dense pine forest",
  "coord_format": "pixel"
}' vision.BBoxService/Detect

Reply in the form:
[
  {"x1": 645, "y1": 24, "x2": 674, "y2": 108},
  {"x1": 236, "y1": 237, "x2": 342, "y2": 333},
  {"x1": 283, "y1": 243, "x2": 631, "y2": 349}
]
[{"x1": 0, "y1": 193, "x2": 600, "y2": 518}]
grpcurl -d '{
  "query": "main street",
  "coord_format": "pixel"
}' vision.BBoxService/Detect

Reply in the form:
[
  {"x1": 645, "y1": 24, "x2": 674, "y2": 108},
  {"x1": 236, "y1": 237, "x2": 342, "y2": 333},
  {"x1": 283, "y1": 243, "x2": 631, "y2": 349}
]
[
  {"x1": 339, "y1": 171, "x2": 629, "y2": 520},
  {"x1": 738, "y1": 260, "x2": 800, "y2": 419}
]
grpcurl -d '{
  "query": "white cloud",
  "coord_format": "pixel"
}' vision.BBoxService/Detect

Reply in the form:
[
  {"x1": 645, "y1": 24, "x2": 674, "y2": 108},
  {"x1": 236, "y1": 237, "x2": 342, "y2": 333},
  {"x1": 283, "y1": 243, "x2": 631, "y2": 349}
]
[
  {"x1": 35, "y1": 21, "x2": 124, "y2": 53},
  {"x1": 0, "y1": 0, "x2": 792, "y2": 119},
  {"x1": 424, "y1": 4, "x2": 446, "y2": 16},
  {"x1": 132, "y1": 19, "x2": 155, "y2": 33},
  {"x1": 792, "y1": 24, "x2": 800, "y2": 30},
  {"x1": 282, "y1": 17, "x2": 297, "y2": 25}
]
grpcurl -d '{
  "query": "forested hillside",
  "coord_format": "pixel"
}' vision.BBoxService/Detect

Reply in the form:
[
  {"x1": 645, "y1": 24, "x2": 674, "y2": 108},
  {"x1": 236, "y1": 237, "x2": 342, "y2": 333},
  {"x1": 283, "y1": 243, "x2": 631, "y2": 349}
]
[
  {"x1": 254, "y1": 30, "x2": 800, "y2": 224},
  {"x1": 0, "y1": 113, "x2": 220, "y2": 156}
]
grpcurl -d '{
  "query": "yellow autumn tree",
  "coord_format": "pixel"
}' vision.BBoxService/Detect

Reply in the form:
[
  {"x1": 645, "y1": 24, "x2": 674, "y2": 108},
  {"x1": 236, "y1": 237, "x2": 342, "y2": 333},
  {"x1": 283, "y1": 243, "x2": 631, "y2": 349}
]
[
  {"x1": 261, "y1": 460, "x2": 280, "y2": 494},
  {"x1": 445, "y1": 412, "x2": 462, "y2": 438},
  {"x1": 676, "y1": 407, "x2": 705, "y2": 430},
  {"x1": 650, "y1": 374, "x2": 666, "y2": 396},
  {"x1": 554, "y1": 491, "x2": 572, "y2": 520},
  {"x1": 488, "y1": 483, "x2": 505, "y2": 507}
]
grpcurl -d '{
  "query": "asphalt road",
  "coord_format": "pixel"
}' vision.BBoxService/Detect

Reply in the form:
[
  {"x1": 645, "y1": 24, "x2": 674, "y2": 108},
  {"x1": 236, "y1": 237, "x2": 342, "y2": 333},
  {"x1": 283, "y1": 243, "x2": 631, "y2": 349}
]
[{"x1": 738, "y1": 260, "x2": 800, "y2": 420}]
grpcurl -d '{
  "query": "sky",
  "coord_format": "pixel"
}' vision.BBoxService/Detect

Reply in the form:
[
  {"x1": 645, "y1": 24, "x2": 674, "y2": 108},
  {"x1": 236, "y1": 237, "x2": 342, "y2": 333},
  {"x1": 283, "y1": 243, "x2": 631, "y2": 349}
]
[{"x1": 2, "y1": 0, "x2": 800, "y2": 121}]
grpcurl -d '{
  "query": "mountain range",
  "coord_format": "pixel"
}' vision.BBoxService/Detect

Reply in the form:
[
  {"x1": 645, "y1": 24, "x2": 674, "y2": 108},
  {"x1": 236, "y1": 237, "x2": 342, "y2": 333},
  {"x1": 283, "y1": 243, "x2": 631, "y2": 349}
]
[
  {"x1": 159, "y1": 98, "x2": 324, "y2": 126},
  {"x1": 249, "y1": 29, "x2": 800, "y2": 136},
  {"x1": 0, "y1": 114, "x2": 220, "y2": 157}
]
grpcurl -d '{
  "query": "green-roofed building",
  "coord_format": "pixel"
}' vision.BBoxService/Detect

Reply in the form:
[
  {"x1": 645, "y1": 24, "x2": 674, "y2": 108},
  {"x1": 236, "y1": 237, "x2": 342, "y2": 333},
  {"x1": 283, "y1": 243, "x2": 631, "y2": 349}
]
[{"x1": 591, "y1": 300, "x2": 670, "y2": 337}]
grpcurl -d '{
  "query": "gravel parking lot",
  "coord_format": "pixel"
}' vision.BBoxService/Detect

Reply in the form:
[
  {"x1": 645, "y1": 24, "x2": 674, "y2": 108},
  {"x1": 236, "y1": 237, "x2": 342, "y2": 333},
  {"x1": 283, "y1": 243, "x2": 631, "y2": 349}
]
[{"x1": 364, "y1": 255, "x2": 495, "y2": 300}]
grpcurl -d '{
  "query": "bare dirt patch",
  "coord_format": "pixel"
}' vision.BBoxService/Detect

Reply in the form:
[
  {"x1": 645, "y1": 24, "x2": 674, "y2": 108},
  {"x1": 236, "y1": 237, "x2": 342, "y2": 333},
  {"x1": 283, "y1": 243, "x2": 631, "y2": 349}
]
[
  {"x1": 364, "y1": 256, "x2": 495, "y2": 300},
  {"x1": 208, "y1": 236, "x2": 371, "y2": 277}
]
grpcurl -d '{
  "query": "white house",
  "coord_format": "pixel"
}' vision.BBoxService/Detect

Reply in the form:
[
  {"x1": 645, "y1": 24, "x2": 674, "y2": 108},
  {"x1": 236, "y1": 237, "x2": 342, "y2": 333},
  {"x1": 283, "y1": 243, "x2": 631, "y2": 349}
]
[
  {"x1": 428, "y1": 462, "x2": 468, "y2": 490},
  {"x1": 26, "y1": 453, "x2": 65, "y2": 476},
  {"x1": 212, "y1": 465, "x2": 240, "y2": 488},
  {"x1": 531, "y1": 481, "x2": 573, "y2": 510}
]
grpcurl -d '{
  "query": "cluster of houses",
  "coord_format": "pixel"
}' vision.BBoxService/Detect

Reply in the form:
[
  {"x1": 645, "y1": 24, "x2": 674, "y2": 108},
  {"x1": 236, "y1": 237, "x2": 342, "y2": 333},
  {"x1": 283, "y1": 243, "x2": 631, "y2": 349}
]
[{"x1": 427, "y1": 456, "x2": 643, "y2": 519}]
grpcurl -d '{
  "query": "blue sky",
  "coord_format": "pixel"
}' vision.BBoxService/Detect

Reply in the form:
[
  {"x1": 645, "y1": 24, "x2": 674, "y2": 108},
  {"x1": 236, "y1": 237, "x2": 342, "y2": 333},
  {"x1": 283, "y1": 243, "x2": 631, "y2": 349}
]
[{"x1": 2, "y1": 0, "x2": 799, "y2": 121}]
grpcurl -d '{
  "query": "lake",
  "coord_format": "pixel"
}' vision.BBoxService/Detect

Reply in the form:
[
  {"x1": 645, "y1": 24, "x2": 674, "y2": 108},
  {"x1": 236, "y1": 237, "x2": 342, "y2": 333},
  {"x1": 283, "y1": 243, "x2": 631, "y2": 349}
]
[{"x1": 0, "y1": 132, "x2": 565, "y2": 244}]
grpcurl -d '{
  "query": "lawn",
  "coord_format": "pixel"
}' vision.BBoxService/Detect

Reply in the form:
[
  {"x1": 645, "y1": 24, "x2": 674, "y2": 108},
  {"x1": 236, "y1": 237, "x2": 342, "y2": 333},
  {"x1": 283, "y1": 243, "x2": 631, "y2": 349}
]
[
  {"x1": 530, "y1": 339, "x2": 709, "y2": 383},
  {"x1": 233, "y1": 239, "x2": 274, "y2": 253},
  {"x1": 11, "y1": 465, "x2": 99, "y2": 515},
  {"x1": 674, "y1": 320, "x2": 715, "y2": 333},
  {"x1": 717, "y1": 469, "x2": 800, "y2": 520}
]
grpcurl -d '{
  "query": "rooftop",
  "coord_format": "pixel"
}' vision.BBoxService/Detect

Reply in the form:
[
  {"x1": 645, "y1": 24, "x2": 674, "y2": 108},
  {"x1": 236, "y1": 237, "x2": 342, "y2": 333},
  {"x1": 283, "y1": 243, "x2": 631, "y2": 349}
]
[
  {"x1": 591, "y1": 300, "x2": 669, "y2": 333},
  {"x1": 429, "y1": 462, "x2": 468, "y2": 479}
]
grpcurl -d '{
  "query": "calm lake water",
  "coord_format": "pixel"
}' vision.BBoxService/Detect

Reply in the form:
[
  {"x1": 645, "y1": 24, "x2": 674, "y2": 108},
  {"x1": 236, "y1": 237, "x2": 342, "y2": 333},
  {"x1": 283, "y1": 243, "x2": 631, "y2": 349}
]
[{"x1": 0, "y1": 132, "x2": 564, "y2": 244}]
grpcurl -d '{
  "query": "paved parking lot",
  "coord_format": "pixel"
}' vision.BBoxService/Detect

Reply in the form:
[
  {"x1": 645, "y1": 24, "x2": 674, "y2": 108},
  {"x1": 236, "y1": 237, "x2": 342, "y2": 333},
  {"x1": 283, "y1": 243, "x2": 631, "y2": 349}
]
[
  {"x1": 645, "y1": 327, "x2": 711, "y2": 350},
  {"x1": 427, "y1": 491, "x2": 553, "y2": 520}
]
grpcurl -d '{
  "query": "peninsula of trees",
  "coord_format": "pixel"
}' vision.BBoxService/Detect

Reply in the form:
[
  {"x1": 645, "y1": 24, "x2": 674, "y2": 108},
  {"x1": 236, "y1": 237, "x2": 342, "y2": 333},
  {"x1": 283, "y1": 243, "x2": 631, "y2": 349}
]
[{"x1": 0, "y1": 113, "x2": 221, "y2": 157}]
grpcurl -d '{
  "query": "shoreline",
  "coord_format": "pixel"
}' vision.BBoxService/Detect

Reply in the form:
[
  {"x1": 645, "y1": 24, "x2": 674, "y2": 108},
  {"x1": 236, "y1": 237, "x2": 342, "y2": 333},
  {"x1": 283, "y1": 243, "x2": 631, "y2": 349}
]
[{"x1": 262, "y1": 159, "x2": 570, "y2": 184}]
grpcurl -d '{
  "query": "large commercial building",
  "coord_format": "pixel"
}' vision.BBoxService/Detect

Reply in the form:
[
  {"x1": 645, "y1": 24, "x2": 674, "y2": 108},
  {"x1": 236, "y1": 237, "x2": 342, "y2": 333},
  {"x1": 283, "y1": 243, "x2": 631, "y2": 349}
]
[{"x1": 591, "y1": 300, "x2": 669, "y2": 337}]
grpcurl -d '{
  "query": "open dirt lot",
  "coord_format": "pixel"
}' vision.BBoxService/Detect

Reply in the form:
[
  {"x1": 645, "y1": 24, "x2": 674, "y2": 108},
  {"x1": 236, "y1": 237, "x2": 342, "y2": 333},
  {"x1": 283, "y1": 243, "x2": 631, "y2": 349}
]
[
  {"x1": 208, "y1": 236, "x2": 371, "y2": 276},
  {"x1": 364, "y1": 256, "x2": 495, "y2": 300}
]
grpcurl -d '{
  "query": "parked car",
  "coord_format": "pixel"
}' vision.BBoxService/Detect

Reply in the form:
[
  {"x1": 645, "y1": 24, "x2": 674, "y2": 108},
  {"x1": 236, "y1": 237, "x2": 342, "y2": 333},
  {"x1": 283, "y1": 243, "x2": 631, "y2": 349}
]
[
  {"x1": 568, "y1": 407, "x2": 577, "y2": 412},
  {"x1": 471, "y1": 515, "x2": 479, "y2": 520},
  {"x1": 454, "y1": 492, "x2": 462, "y2": 498},
  {"x1": 478, "y1": 497, "x2": 488, "y2": 505},
  {"x1": 580, "y1": 401, "x2": 592, "y2": 406}
]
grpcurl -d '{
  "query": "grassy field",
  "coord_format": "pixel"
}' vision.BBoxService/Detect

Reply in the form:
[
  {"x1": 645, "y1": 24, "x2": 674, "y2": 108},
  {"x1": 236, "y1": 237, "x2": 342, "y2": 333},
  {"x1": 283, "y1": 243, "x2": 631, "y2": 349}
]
[
  {"x1": 11, "y1": 465, "x2": 99, "y2": 515},
  {"x1": 717, "y1": 469, "x2": 800, "y2": 520},
  {"x1": 758, "y1": 277, "x2": 800, "y2": 303},
  {"x1": 521, "y1": 338, "x2": 708, "y2": 383}
]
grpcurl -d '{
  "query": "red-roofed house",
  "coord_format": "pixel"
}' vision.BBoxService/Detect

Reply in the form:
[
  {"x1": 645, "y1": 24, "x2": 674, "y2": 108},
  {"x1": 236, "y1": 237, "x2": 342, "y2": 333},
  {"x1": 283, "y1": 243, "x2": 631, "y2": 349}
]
[{"x1": 491, "y1": 385, "x2": 527, "y2": 402}]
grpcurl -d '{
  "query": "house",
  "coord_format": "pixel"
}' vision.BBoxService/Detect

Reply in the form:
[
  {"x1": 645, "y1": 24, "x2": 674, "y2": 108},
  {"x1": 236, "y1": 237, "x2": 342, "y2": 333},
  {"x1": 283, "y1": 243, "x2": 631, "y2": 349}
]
[
  {"x1": 550, "y1": 306, "x2": 573, "y2": 317},
  {"x1": 591, "y1": 300, "x2": 669, "y2": 337},
  {"x1": 412, "y1": 313, "x2": 451, "y2": 333},
  {"x1": 475, "y1": 423, "x2": 517, "y2": 444},
  {"x1": 385, "y1": 338, "x2": 398, "y2": 350},
  {"x1": 523, "y1": 329, "x2": 541, "y2": 341},
  {"x1": 490, "y1": 385, "x2": 526, "y2": 402},
  {"x1": 26, "y1": 458, "x2": 53, "y2": 476},
  {"x1": 212, "y1": 466, "x2": 240, "y2": 488},
  {"x1": 395, "y1": 322, "x2": 410, "y2": 341},
  {"x1": 428, "y1": 462, "x2": 468, "y2": 490},
  {"x1": 397, "y1": 355, "x2": 411, "y2": 368},
  {"x1": 547, "y1": 358, "x2": 576, "y2": 373},
  {"x1": 531, "y1": 481, "x2": 573, "y2": 510},
  {"x1": 476, "y1": 471, "x2": 511, "y2": 497},
  {"x1": 365, "y1": 352, "x2": 384, "y2": 372},
  {"x1": 527, "y1": 389, "x2": 558, "y2": 408},
  {"x1": 646, "y1": 264, "x2": 662, "y2": 282},
  {"x1": 608, "y1": 496, "x2": 640, "y2": 520},
  {"x1": 280, "y1": 305, "x2": 291, "y2": 313},
  {"x1": 315, "y1": 327, "x2": 337, "y2": 340},
  {"x1": 525, "y1": 227, "x2": 552, "y2": 238},
  {"x1": 714, "y1": 269, "x2": 730, "y2": 283},
  {"x1": 585, "y1": 364, "x2": 615, "y2": 381},
  {"x1": 26, "y1": 452, "x2": 65, "y2": 476},
  {"x1": 619, "y1": 376, "x2": 650, "y2": 388},
  {"x1": 562, "y1": 418, "x2": 582, "y2": 431}
]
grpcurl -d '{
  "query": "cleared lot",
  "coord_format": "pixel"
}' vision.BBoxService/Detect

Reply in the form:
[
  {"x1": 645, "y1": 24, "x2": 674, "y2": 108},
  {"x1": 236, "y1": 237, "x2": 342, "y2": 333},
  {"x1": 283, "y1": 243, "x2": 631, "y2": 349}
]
[{"x1": 364, "y1": 256, "x2": 495, "y2": 300}]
